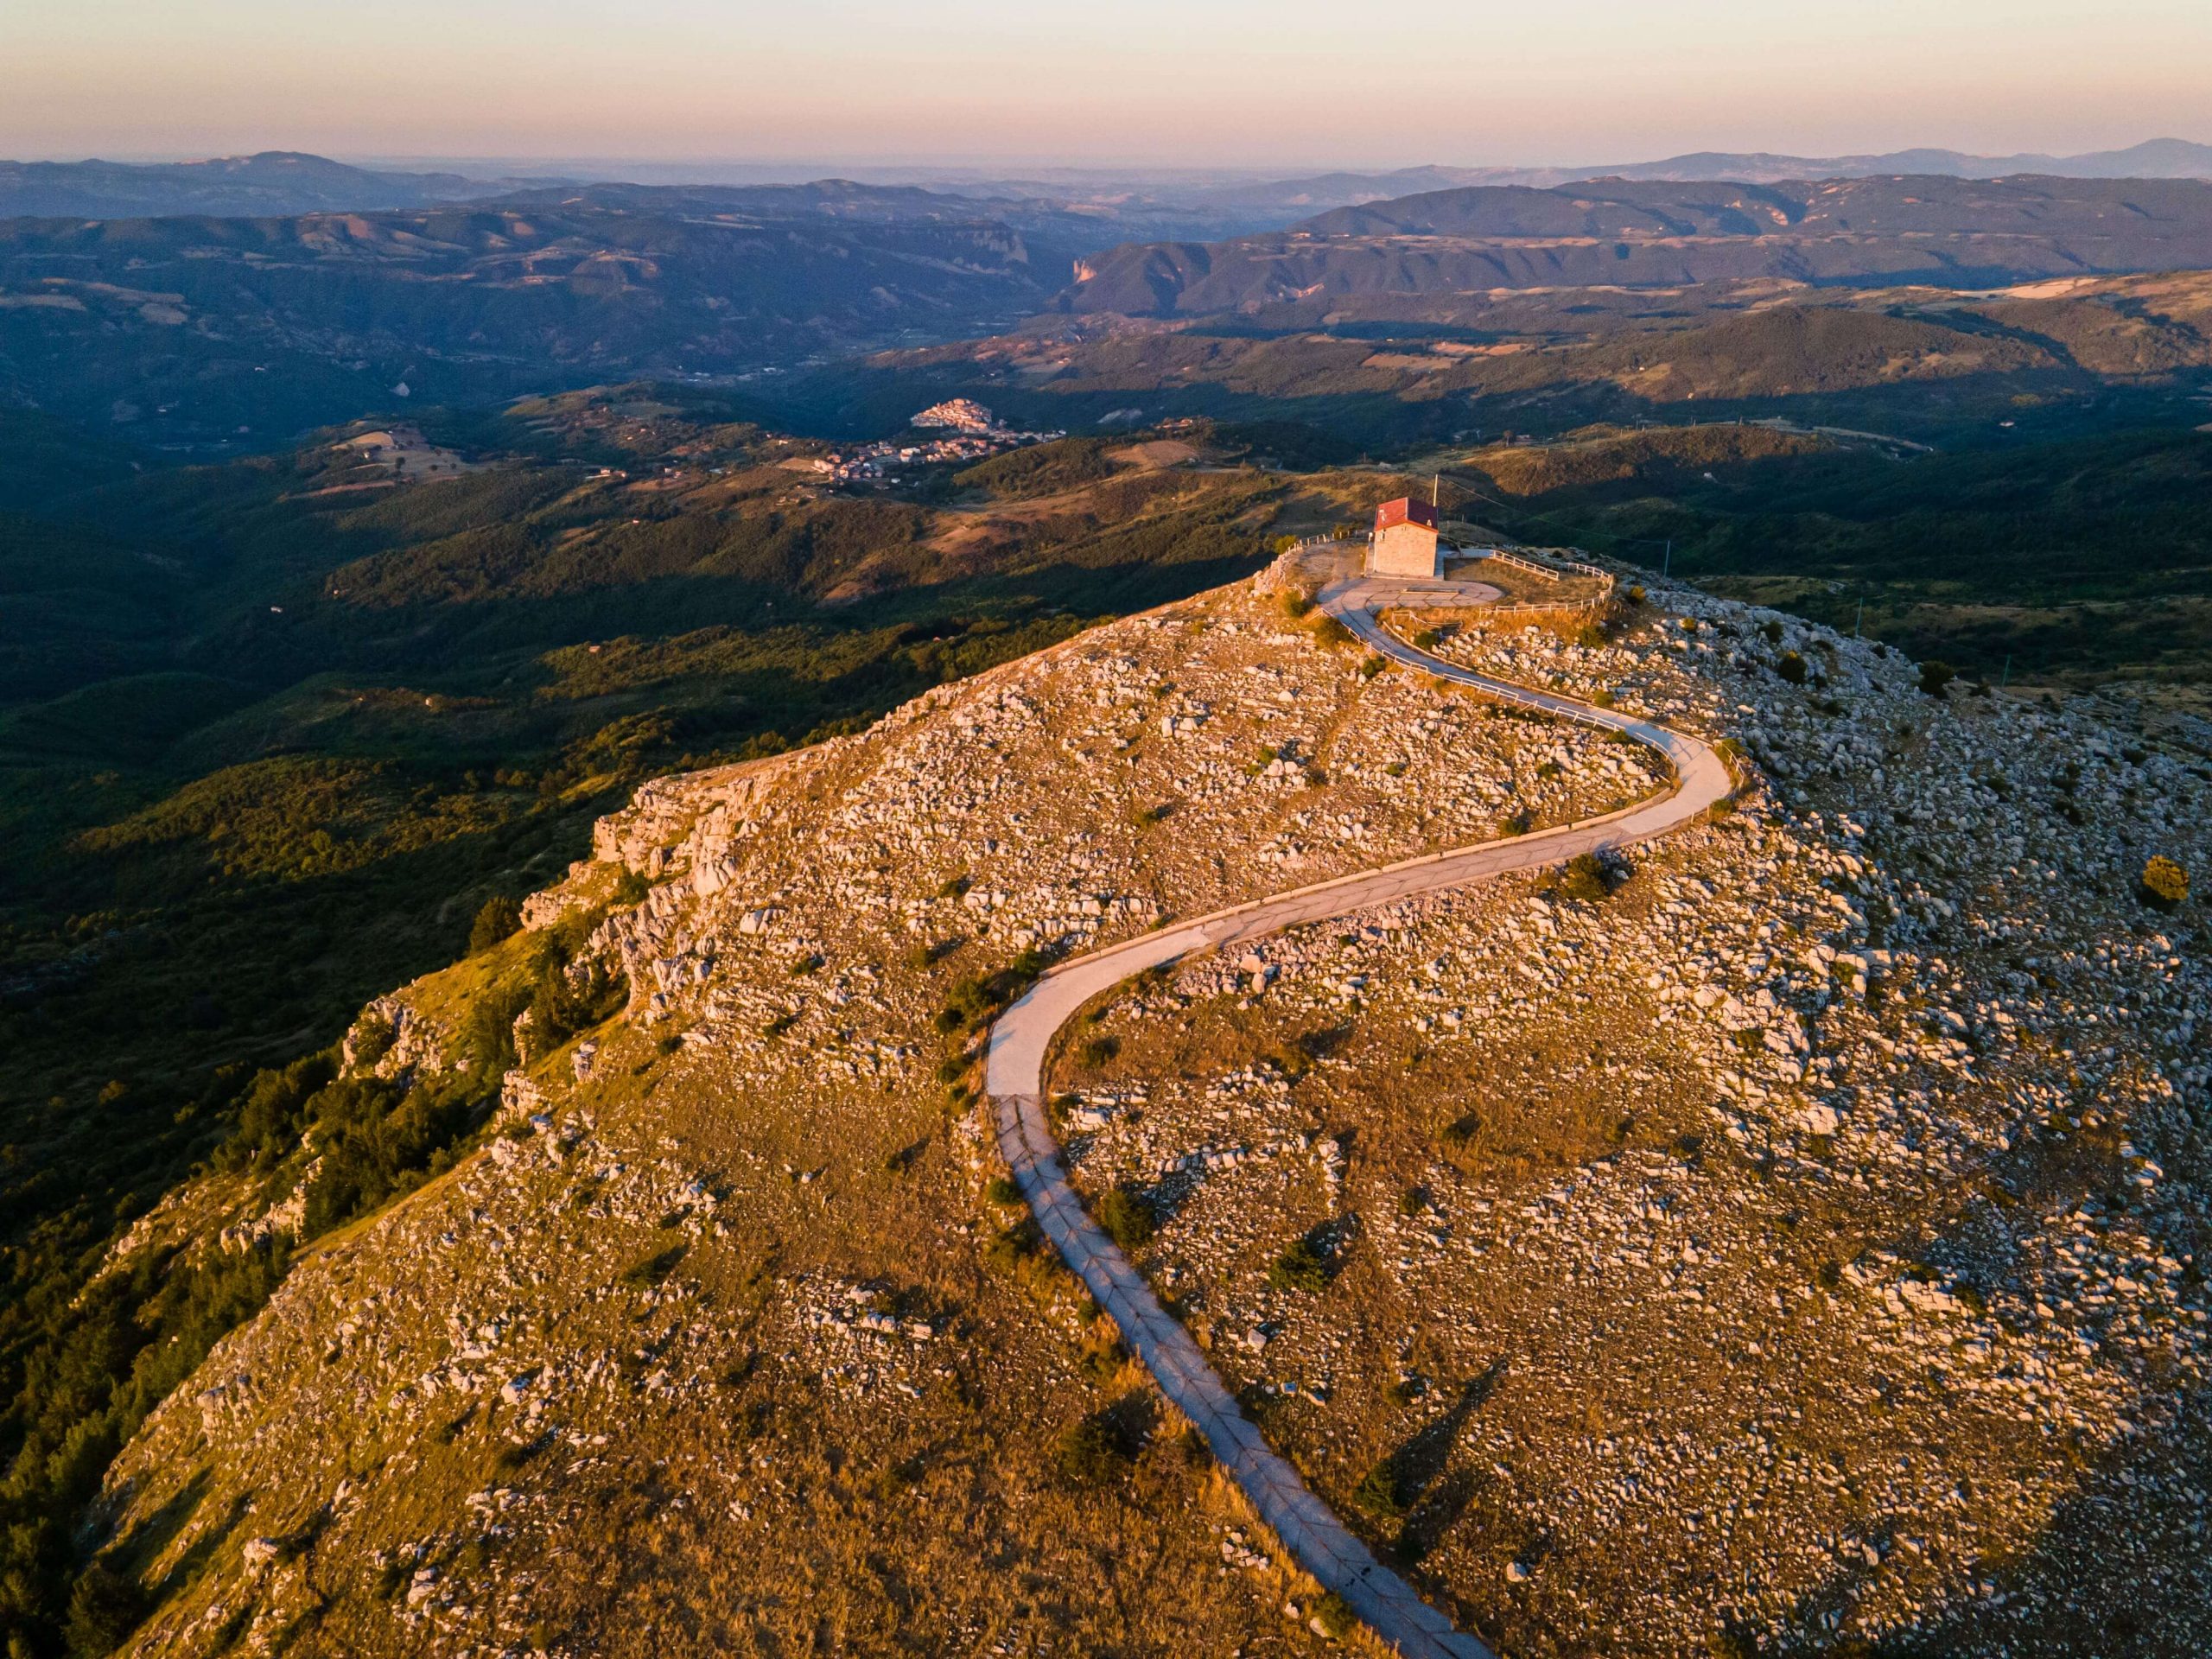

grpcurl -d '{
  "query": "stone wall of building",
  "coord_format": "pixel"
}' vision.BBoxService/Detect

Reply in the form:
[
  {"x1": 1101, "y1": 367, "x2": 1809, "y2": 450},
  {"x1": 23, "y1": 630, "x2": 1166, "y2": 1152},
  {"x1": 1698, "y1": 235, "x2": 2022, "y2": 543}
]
[{"x1": 1368, "y1": 521, "x2": 1440, "y2": 578}]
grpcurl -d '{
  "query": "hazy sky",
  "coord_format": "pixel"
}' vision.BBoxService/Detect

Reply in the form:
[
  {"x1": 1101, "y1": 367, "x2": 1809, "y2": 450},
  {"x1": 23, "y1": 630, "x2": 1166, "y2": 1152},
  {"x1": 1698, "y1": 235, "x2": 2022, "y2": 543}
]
[{"x1": 8, "y1": 0, "x2": 2211, "y2": 168}]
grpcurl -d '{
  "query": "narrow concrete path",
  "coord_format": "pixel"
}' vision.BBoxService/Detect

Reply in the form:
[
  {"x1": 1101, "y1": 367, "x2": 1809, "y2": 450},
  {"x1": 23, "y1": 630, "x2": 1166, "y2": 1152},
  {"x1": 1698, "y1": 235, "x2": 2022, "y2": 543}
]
[{"x1": 983, "y1": 577, "x2": 1732, "y2": 1658}]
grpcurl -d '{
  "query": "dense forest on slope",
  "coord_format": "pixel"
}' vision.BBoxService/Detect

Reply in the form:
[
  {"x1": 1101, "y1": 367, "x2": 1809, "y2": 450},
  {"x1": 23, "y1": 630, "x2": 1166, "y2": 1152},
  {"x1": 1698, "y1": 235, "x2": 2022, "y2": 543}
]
[
  {"x1": 1433, "y1": 423, "x2": 2212, "y2": 688},
  {"x1": 0, "y1": 393, "x2": 1284, "y2": 1169}
]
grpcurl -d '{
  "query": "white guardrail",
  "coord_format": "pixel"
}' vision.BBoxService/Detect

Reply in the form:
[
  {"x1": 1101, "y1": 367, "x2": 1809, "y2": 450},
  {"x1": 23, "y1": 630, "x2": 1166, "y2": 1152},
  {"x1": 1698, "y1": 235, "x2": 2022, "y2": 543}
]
[{"x1": 1478, "y1": 547, "x2": 1611, "y2": 583}]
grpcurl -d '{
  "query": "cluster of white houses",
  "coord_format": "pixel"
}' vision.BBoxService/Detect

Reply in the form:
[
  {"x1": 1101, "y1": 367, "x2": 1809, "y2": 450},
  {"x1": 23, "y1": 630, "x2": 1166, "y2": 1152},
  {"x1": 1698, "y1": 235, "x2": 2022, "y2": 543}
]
[{"x1": 811, "y1": 403, "x2": 1068, "y2": 482}]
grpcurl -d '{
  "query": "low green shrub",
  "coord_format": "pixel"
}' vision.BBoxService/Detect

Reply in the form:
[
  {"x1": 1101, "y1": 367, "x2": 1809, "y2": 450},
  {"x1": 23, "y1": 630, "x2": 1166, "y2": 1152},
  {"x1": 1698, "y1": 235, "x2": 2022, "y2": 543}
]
[
  {"x1": 1352, "y1": 1454, "x2": 1409, "y2": 1520},
  {"x1": 351, "y1": 1010, "x2": 397, "y2": 1071},
  {"x1": 1314, "y1": 1592, "x2": 1358, "y2": 1639},
  {"x1": 2140, "y1": 855, "x2": 2190, "y2": 910},
  {"x1": 65, "y1": 1561, "x2": 150, "y2": 1656},
  {"x1": 1054, "y1": 1408, "x2": 1135, "y2": 1486},
  {"x1": 984, "y1": 1217, "x2": 1044, "y2": 1274},
  {"x1": 1268, "y1": 1235, "x2": 1331, "y2": 1293},
  {"x1": 1096, "y1": 1185, "x2": 1156, "y2": 1251},
  {"x1": 468, "y1": 894, "x2": 523, "y2": 954},
  {"x1": 622, "y1": 1243, "x2": 688, "y2": 1287},
  {"x1": 1559, "y1": 851, "x2": 1622, "y2": 903},
  {"x1": 218, "y1": 1051, "x2": 340, "y2": 1174},
  {"x1": 495, "y1": 1434, "x2": 550, "y2": 1471}
]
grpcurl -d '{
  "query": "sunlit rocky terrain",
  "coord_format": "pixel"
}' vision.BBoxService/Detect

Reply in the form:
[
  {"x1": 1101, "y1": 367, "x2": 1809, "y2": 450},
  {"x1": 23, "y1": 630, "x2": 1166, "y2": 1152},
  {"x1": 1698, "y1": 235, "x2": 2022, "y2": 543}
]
[{"x1": 64, "y1": 559, "x2": 2206, "y2": 1659}]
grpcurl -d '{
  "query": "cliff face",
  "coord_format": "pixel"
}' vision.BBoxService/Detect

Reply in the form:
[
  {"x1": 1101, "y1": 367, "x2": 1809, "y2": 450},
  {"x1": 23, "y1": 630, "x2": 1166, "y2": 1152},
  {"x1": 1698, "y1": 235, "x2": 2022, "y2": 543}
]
[{"x1": 85, "y1": 572, "x2": 2210, "y2": 1658}]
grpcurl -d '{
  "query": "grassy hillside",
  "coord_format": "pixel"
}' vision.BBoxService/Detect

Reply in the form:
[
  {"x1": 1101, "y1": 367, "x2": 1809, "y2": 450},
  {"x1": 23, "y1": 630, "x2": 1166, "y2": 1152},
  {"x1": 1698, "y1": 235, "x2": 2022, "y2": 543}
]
[
  {"x1": 0, "y1": 400, "x2": 1290, "y2": 1649},
  {"x1": 0, "y1": 392, "x2": 1280, "y2": 1084}
]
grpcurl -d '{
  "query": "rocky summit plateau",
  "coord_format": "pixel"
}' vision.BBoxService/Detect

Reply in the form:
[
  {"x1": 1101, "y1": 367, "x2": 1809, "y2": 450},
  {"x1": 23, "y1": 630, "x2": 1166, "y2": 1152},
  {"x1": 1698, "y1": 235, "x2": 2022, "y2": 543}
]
[{"x1": 67, "y1": 549, "x2": 2208, "y2": 1659}]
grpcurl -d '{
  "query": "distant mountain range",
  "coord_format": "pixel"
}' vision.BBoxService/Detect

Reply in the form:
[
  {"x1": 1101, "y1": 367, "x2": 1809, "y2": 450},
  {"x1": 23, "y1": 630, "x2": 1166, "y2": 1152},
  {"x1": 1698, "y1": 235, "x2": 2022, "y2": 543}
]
[
  {"x1": 9, "y1": 140, "x2": 2211, "y2": 234},
  {"x1": 1573, "y1": 137, "x2": 2212, "y2": 185},
  {"x1": 0, "y1": 156, "x2": 1283, "y2": 252},
  {"x1": 1062, "y1": 175, "x2": 2212, "y2": 316},
  {"x1": 11, "y1": 162, "x2": 2212, "y2": 448},
  {"x1": 0, "y1": 149, "x2": 525, "y2": 219},
  {"x1": 1184, "y1": 138, "x2": 2212, "y2": 215},
  {"x1": 486, "y1": 180, "x2": 1235, "y2": 257}
]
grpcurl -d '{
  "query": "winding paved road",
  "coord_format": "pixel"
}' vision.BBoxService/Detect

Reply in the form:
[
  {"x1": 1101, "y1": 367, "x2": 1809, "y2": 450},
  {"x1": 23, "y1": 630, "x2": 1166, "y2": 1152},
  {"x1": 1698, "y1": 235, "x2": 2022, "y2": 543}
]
[{"x1": 983, "y1": 572, "x2": 1732, "y2": 1658}]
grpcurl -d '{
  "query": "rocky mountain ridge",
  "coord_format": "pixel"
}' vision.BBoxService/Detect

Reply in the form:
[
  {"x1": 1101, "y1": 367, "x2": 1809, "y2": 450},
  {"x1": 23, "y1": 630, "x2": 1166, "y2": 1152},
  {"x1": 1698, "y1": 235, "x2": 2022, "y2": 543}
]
[
  {"x1": 71, "y1": 565, "x2": 2209, "y2": 1658},
  {"x1": 0, "y1": 152, "x2": 510, "y2": 220},
  {"x1": 1181, "y1": 140, "x2": 2212, "y2": 217},
  {"x1": 1059, "y1": 176, "x2": 2212, "y2": 317}
]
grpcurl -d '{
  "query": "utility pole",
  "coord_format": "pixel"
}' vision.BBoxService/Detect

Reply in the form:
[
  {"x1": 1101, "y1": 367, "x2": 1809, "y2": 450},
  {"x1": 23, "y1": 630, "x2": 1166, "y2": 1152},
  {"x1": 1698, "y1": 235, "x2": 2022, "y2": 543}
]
[
  {"x1": 2000, "y1": 653, "x2": 2012, "y2": 690},
  {"x1": 1853, "y1": 597, "x2": 1864, "y2": 639},
  {"x1": 1661, "y1": 539, "x2": 1671, "y2": 580}
]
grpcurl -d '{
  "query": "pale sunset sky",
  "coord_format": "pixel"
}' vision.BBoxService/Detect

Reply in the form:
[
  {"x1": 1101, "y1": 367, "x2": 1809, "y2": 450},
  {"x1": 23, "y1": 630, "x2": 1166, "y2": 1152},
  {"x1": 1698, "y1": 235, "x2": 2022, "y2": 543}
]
[{"x1": 5, "y1": 0, "x2": 2209, "y2": 168}]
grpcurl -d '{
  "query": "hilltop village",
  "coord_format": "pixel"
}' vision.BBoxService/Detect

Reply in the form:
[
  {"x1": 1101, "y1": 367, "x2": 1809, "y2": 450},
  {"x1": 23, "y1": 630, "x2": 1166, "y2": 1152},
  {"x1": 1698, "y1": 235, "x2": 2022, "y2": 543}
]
[{"x1": 808, "y1": 399, "x2": 1068, "y2": 483}]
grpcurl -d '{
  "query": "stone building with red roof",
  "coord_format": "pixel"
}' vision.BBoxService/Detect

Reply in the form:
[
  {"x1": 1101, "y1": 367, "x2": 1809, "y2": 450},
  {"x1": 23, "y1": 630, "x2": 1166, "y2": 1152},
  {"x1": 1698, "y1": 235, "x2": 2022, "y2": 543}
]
[{"x1": 1367, "y1": 495, "x2": 1440, "y2": 578}]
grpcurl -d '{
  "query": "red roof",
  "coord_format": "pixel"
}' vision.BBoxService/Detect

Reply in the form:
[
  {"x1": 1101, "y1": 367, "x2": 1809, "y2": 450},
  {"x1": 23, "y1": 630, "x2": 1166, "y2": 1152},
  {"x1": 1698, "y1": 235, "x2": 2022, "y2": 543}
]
[{"x1": 1374, "y1": 496, "x2": 1440, "y2": 532}]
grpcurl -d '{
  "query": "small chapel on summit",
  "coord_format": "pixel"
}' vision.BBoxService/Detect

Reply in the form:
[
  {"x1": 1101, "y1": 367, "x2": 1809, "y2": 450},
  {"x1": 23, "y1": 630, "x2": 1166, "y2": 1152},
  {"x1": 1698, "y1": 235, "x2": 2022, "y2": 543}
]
[{"x1": 1365, "y1": 494, "x2": 1441, "y2": 578}]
